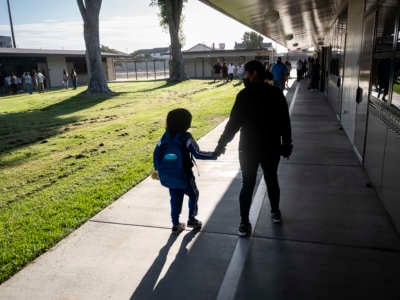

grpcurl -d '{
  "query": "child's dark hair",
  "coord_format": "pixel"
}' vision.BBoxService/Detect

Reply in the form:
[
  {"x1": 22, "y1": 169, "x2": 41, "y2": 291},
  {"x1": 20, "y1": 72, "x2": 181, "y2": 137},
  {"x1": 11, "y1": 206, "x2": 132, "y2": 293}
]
[
  {"x1": 166, "y1": 108, "x2": 192, "y2": 135},
  {"x1": 244, "y1": 60, "x2": 266, "y2": 81}
]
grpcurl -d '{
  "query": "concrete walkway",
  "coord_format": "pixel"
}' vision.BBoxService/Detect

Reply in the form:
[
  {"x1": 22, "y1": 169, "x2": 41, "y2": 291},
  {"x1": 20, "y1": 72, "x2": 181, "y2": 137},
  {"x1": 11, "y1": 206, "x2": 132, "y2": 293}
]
[{"x1": 1, "y1": 81, "x2": 400, "y2": 300}]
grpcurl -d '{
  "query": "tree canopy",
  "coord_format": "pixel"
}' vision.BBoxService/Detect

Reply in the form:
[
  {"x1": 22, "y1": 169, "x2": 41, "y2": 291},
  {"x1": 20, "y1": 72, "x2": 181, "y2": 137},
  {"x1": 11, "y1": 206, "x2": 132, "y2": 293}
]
[
  {"x1": 150, "y1": 0, "x2": 187, "y2": 82},
  {"x1": 242, "y1": 31, "x2": 264, "y2": 49}
]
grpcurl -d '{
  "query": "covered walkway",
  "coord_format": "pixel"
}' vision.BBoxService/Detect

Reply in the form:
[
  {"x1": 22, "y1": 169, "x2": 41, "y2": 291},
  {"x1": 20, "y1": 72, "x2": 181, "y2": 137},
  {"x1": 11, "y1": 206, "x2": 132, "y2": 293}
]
[{"x1": 1, "y1": 81, "x2": 400, "y2": 299}]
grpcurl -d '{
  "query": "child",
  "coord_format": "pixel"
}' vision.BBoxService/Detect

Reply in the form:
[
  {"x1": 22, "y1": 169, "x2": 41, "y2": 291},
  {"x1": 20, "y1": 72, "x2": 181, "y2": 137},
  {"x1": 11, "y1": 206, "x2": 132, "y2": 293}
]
[{"x1": 153, "y1": 108, "x2": 216, "y2": 233}]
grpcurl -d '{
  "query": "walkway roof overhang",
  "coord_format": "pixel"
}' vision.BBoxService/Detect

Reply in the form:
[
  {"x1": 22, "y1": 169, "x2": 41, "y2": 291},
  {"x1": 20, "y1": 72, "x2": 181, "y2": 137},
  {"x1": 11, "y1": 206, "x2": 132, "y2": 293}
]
[{"x1": 200, "y1": 0, "x2": 343, "y2": 51}]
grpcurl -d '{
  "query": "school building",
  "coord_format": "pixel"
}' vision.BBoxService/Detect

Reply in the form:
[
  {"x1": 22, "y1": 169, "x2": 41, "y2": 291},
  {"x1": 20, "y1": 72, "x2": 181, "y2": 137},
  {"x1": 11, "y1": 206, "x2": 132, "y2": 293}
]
[{"x1": 0, "y1": 48, "x2": 124, "y2": 88}]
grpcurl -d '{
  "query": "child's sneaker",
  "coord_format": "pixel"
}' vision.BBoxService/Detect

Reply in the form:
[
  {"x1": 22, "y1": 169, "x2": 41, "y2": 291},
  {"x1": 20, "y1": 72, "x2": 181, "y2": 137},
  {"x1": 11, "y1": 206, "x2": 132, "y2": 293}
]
[
  {"x1": 172, "y1": 223, "x2": 186, "y2": 233},
  {"x1": 187, "y1": 218, "x2": 202, "y2": 230},
  {"x1": 271, "y1": 212, "x2": 282, "y2": 223}
]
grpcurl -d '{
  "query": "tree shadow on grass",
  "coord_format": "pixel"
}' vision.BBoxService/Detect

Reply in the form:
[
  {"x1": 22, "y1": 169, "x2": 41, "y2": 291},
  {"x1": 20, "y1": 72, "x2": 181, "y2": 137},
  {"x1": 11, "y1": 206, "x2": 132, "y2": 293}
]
[
  {"x1": 0, "y1": 91, "x2": 124, "y2": 155},
  {"x1": 132, "y1": 81, "x2": 179, "y2": 94}
]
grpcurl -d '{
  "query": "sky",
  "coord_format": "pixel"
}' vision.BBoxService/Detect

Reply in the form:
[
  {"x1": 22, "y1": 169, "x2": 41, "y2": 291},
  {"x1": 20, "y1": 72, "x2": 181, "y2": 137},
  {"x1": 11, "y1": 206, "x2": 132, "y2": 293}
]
[{"x1": 0, "y1": 0, "x2": 286, "y2": 53}]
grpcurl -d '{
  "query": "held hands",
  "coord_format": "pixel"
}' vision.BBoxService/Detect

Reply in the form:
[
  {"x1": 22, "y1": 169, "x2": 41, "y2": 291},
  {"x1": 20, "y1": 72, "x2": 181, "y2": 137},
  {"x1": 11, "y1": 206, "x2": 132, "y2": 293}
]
[
  {"x1": 213, "y1": 144, "x2": 226, "y2": 159},
  {"x1": 280, "y1": 143, "x2": 293, "y2": 159}
]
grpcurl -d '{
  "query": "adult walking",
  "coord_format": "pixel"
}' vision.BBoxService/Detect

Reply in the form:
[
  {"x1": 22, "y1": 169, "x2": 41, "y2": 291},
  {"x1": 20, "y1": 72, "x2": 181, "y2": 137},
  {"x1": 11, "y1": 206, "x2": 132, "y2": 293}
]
[
  {"x1": 62, "y1": 69, "x2": 69, "y2": 89},
  {"x1": 296, "y1": 59, "x2": 303, "y2": 81},
  {"x1": 37, "y1": 70, "x2": 45, "y2": 93},
  {"x1": 213, "y1": 61, "x2": 222, "y2": 82},
  {"x1": 214, "y1": 60, "x2": 293, "y2": 237},
  {"x1": 271, "y1": 57, "x2": 288, "y2": 90},
  {"x1": 23, "y1": 72, "x2": 33, "y2": 95},
  {"x1": 71, "y1": 68, "x2": 78, "y2": 89}
]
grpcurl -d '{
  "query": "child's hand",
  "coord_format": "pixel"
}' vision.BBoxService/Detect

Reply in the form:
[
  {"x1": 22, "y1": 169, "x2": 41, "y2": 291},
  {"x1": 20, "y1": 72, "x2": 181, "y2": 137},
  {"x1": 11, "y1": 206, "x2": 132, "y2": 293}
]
[
  {"x1": 212, "y1": 152, "x2": 219, "y2": 160},
  {"x1": 151, "y1": 170, "x2": 159, "y2": 180}
]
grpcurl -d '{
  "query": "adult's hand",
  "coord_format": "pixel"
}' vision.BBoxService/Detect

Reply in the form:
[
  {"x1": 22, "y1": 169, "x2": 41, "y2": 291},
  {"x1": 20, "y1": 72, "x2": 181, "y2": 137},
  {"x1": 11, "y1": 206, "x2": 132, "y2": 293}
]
[
  {"x1": 214, "y1": 144, "x2": 226, "y2": 158},
  {"x1": 280, "y1": 143, "x2": 293, "y2": 158}
]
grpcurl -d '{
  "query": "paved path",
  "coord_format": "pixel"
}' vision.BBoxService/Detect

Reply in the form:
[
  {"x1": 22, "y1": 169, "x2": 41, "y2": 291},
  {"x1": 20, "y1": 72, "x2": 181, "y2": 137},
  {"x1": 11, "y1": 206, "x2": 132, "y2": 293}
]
[{"x1": 1, "y1": 81, "x2": 400, "y2": 300}]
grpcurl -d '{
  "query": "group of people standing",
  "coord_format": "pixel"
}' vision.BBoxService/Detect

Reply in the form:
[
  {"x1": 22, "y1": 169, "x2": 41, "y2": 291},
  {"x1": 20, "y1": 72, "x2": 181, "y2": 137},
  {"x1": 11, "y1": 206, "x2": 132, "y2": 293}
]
[
  {"x1": 212, "y1": 57, "x2": 294, "y2": 92},
  {"x1": 62, "y1": 69, "x2": 78, "y2": 90},
  {"x1": 213, "y1": 61, "x2": 245, "y2": 82},
  {"x1": 296, "y1": 57, "x2": 321, "y2": 91},
  {"x1": 0, "y1": 68, "x2": 78, "y2": 96},
  {"x1": 0, "y1": 70, "x2": 46, "y2": 95}
]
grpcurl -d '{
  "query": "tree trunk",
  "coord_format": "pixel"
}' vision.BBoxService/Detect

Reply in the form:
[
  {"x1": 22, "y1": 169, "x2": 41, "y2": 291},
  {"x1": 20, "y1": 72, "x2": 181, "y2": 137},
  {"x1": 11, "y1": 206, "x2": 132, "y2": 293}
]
[
  {"x1": 77, "y1": 0, "x2": 112, "y2": 94},
  {"x1": 165, "y1": 0, "x2": 187, "y2": 82}
]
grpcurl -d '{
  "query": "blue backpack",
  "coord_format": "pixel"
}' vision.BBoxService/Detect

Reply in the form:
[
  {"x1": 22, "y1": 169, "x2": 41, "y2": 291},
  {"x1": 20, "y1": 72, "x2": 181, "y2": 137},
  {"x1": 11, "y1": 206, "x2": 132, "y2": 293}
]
[{"x1": 154, "y1": 132, "x2": 188, "y2": 189}]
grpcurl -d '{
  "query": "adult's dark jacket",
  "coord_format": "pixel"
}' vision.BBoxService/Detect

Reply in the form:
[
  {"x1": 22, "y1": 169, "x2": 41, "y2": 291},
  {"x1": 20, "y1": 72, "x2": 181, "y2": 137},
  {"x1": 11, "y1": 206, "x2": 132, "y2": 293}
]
[{"x1": 217, "y1": 82, "x2": 292, "y2": 155}]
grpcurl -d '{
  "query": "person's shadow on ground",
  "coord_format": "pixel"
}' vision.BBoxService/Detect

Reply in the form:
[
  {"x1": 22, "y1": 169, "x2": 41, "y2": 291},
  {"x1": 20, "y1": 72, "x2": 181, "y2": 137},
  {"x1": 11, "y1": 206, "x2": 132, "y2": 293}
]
[{"x1": 130, "y1": 229, "x2": 199, "y2": 300}]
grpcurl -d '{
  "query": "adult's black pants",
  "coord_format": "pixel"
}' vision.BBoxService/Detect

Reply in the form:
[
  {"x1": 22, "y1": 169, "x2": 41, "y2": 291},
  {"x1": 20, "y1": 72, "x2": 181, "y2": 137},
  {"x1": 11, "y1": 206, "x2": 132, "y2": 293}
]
[{"x1": 239, "y1": 150, "x2": 280, "y2": 223}]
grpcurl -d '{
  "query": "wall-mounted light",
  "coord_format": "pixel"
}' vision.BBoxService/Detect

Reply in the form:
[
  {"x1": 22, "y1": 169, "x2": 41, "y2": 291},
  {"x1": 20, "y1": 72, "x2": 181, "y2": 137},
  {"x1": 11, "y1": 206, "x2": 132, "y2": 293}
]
[
  {"x1": 264, "y1": 9, "x2": 280, "y2": 22},
  {"x1": 285, "y1": 34, "x2": 294, "y2": 41}
]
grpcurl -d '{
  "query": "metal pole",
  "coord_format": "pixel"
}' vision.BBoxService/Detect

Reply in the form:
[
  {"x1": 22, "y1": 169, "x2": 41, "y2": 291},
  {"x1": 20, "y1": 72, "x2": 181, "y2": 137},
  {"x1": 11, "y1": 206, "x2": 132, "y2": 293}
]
[
  {"x1": 146, "y1": 60, "x2": 149, "y2": 80},
  {"x1": 154, "y1": 60, "x2": 156, "y2": 80},
  {"x1": 126, "y1": 62, "x2": 129, "y2": 80},
  {"x1": 7, "y1": 0, "x2": 16, "y2": 48},
  {"x1": 164, "y1": 60, "x2": 166, "y2": 78}
]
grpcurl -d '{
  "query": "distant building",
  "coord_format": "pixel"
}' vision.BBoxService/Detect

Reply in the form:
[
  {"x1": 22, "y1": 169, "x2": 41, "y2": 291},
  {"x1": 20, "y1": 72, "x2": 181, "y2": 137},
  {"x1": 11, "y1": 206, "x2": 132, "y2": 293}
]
[
  {"x1": 183, "y1": 46, "x2": 275, "y2": 78},
  {"x1": 186, "y1": 43, "x2": 212, "y2": 52},
  {"x1": 0, "y1": 36, "x2": 12, "y2": 48},
  {"x1": 234, "y1": 42, "x2": 273, "y2": 50},
  {"x1": 0, "y1": 48, "x2": 126, "y2": 88},
  {"x1": 131, "y1": 47, "x2": 169, "y2": 59}
]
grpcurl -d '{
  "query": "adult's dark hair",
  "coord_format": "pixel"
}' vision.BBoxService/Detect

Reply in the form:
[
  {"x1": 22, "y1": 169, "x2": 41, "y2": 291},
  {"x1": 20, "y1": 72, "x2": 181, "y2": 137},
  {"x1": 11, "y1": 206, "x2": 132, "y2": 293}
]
[
  {"x1": 244, "y1": 60, "x2": 266, "y2": 81},
  {"x1": 166, "y1": 108, "x2": 192, "y2": 135}
]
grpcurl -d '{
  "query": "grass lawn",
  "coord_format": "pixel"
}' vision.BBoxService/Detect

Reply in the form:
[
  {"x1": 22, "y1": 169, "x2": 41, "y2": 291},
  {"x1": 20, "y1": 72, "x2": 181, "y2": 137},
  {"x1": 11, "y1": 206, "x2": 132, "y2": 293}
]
[{"x1": 0, "y1": 79, "x2": 242, "y2": 283}]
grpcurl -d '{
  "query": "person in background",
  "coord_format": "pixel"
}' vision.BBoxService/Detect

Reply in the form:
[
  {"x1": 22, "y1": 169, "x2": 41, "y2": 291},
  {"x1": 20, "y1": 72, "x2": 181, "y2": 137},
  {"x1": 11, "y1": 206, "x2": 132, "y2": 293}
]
[
  {"x1": 222, "y1": 63, "x2": 228, "y2": 82},
  {"x1": 71, "y1": 68, "x2": 78, "y2": 89},
  {"x1": 23, "y1": 72, "x2": 33, "y2": 95},
  {"x1": 63, "y1": 69, "x2": 69, "y2": 89},
  {"x1": 296, "y1": 59, "x2": 303, "y2": 81},
  {"x1": 302, "y1": 59, "x2": 307, "y2": 78},
  {"x1": 10, "y1": 73, "x2": 18, "y2": 94},
  {"x1": 233, "y1": 64, "x2": 238, "y2": 79},
  {"x1": 17, "y1": 75, "x2": 23, "y2": 92},
  {"x1": 0, "y1": 72, "x2": 5, "y2": 95},
  {"x1": 237, "y1": 64, "x2": 244, "y2": 82},
  {"x1": 271, "y1": 57, "x2": 288, "y2": 90},
  {"x1": 32, "y1": 71, "x2": 38, "y2": 92},
  {"x1": 228, "y1": 62, "x2": 235, "y2": 81},
  {"x1": 213, "y1": 61, "x2": 222, "y2": 82},
  {"x1": 4, "y1": 74, "x2": 11, "y2": 94},
  {"x1": 310, "y1": 58, "x2": 321, "y2": 91},
  {"x1": 37, "y1": 70, "x2": 45, "y2": 93}
]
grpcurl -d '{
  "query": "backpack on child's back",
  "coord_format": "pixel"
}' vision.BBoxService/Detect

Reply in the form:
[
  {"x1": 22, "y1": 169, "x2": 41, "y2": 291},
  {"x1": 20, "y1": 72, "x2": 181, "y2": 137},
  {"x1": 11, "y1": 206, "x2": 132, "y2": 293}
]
[{"x1": 153, "y1": 132, "x2": 187, "y2": 189}]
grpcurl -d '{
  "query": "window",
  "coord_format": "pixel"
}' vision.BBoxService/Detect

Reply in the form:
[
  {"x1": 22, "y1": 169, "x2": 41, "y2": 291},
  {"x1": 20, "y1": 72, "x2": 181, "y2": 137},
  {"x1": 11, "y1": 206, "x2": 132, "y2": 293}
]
[
  {"x1": 370, "y1": 6, "x2": 399, "y2": 108},
  {"x1": 329, "y1": 9, "x2": 347, "y2": 77},
  {"x1": 392, "y1": 56, "x2": 400, "y2": 109}
]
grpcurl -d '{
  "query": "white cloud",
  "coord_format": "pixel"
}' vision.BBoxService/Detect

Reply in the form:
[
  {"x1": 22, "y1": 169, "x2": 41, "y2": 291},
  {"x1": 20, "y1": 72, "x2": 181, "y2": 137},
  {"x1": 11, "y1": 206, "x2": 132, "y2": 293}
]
[
  {"x1": 0, "y1": 15, "x2": 169, "y2": 52},
  {"x1": 0, "y1": 0, "x2": 286, "y2": 52}
]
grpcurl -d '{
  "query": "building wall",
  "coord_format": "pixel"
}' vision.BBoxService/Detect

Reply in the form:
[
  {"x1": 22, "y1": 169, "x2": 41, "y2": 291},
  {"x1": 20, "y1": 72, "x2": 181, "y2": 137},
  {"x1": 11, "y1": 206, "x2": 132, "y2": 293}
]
[
  {"x1": 340, "y1": 0, "x2": 364, "y2": 144},
  {"x1": 326, "y1": 0, "x2": 400, "y2": 232},
  {"x1": 47, "y1": 56, "x2": 67, "y2": 88},
  {"x1": 105, "y1": 58, "x2": 115, "y2": 81}
]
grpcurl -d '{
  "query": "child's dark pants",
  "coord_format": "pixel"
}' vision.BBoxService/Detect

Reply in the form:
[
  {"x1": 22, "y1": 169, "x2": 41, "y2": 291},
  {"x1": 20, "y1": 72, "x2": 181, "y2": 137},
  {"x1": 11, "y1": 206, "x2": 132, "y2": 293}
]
[{"x1": 169, "y1": 177, "x2": 199, "y2": 226}]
